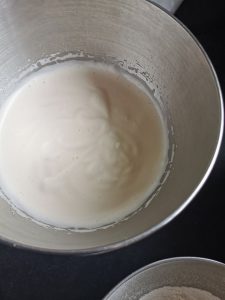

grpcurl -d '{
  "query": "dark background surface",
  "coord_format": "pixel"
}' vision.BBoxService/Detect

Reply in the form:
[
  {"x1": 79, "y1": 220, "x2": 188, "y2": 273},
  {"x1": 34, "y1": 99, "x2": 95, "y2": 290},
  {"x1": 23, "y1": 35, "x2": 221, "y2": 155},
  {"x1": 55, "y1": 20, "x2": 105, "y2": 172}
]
[{"x1": 0, "y1": 0, "x2": 224, "y2": 299}]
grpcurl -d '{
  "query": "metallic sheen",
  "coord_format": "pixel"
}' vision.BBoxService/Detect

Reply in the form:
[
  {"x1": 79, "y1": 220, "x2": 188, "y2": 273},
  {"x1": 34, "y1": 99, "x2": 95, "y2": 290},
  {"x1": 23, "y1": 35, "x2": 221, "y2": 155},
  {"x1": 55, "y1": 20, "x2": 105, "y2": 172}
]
[
  {"x1": 0, "y1": 0, "x2": 223, "y2": 253},
  {"x1": 104, "y1": 257, "x2": 225, "y2": 299}
]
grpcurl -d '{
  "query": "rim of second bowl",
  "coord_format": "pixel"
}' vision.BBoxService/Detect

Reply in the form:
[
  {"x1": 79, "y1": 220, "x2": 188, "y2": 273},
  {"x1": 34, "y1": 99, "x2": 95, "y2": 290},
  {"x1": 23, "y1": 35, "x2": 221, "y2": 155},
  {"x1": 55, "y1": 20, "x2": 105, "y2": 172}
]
[{"x1": 103, "y1": 256, "x2": 225, "y2": 299}]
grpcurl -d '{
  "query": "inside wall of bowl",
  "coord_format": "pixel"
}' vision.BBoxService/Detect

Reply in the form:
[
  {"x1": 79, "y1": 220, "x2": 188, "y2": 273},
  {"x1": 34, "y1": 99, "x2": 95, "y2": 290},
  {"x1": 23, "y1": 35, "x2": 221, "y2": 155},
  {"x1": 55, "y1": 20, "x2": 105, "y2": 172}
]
[
  {"x1": 105, "y1": 259, "x2": 225, "y2": 299},
  {"x1": 0, "y1": 0, "x2": 222, "y2": 251}
]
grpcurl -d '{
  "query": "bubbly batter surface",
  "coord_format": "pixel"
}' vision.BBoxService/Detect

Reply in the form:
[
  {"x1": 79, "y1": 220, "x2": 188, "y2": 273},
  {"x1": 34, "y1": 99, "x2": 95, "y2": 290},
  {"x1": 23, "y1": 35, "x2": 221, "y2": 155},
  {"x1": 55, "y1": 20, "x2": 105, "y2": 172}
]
[{"x1": 0, "y1": 62, "x2": 168, "y2": 229}]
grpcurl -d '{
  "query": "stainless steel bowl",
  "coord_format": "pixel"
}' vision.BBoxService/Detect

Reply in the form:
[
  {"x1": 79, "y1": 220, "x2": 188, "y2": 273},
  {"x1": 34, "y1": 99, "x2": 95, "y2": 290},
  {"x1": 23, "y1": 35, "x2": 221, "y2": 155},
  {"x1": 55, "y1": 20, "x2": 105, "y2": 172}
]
[
  {"x1": 0, "y1": 0, "x2": 223, "y2": 253},
  {"x1": 104, "y1": 257, "x2": 225, "y2": 299}
]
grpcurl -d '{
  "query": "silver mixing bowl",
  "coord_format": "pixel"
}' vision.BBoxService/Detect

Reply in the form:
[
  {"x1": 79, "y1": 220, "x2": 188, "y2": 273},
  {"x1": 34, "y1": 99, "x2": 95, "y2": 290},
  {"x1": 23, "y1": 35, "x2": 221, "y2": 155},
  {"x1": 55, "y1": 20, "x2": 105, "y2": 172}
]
[
  {"x1": 0, "y1": 0, "x2": 223, "y2": 253},
  {"x1": 104, "y1": 257, "x2": 225, "y2": 299}
]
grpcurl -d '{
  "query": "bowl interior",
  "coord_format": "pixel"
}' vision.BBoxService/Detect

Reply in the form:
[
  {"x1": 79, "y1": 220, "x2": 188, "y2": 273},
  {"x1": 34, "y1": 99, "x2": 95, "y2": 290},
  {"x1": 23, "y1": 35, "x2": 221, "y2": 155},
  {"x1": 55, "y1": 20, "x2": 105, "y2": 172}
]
[
  {"x1": 0, "y1": 0, "x2": 222, "y2": 252},
  {"x1": 104, "y1": 258, "x2": 225, "y2": 299}
]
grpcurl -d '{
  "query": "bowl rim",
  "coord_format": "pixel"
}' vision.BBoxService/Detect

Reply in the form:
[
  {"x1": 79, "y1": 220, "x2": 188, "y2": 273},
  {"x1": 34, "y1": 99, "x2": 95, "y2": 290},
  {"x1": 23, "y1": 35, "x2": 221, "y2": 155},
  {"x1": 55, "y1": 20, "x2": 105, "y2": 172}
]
[
  {"x1": 0, "y1": 0, "x2": 223, "y2": 255},
  {"x1": 103, "y1": 256, "x2": 225, "y2": 299}
]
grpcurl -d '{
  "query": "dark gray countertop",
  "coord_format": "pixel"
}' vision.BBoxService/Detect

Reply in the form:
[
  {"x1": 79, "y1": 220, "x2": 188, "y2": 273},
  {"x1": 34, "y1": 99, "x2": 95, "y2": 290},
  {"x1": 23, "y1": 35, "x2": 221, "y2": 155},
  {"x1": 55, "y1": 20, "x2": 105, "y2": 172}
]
[{"x1": 0, "y1": 0, "x2": 225, "y2": 299}]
